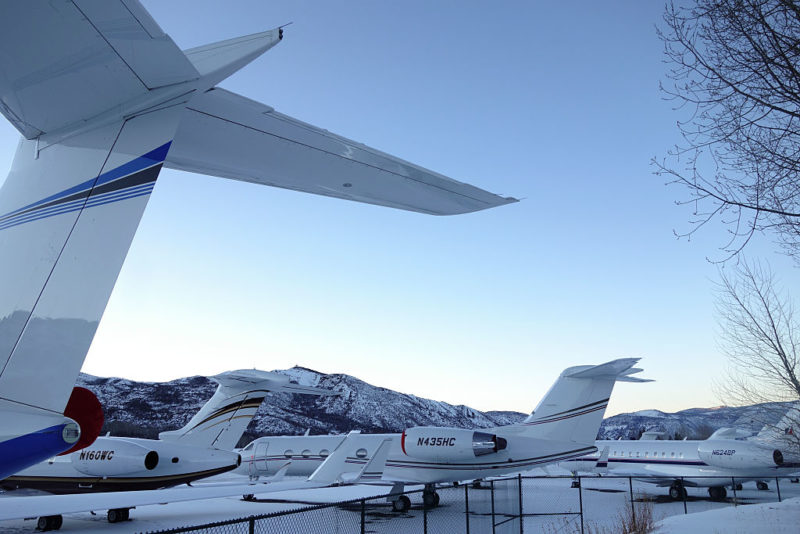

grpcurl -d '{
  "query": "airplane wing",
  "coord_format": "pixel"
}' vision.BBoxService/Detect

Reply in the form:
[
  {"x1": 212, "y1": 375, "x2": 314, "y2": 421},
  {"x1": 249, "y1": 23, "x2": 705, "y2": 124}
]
[
  {"x1": 0, "y1": 479, "x2": 321, "y2": 522},
  {"x1": 0, "y1": 0, "x2": 198, "y2": 140},
  {"x1": 166, "y1": 88, "x2": 517, "y2": 215}
]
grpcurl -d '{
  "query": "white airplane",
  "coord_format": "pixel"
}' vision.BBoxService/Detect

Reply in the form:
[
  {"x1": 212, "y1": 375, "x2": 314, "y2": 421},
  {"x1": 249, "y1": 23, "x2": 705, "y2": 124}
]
[
  {"x1": 238, "y1": 359, "x2": 649, "y2": 512},
  {"x1": 559, "y1": 414, "x2": 800, "y2": 501},
  {"x1": 0, "y1": 431, "x2": 392, "y2": 532},
  {"x1": 0, "y1": 1, "x2": 516, "y2": 479},
  {"x1": 0, "y1": 369, "x2": 334, "y2": 527}
]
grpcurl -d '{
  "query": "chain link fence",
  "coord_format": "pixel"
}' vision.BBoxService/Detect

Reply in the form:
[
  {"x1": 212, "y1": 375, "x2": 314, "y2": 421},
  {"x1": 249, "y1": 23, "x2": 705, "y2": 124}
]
[{"x1": 144, "y1": 475, "x2": 800, "y2": 534}]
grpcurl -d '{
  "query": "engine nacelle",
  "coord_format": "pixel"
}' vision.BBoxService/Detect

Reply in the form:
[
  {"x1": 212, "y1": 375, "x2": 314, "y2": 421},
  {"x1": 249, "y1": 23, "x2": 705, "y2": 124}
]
[
  {"x1": 401, "y1": 427, "x2": 507, "y2": 461},
  {"x1": 72, "y1": 439, "x2": 158, "y2": 476},
  {"x1": 697, "y1": 440, "x2": 784, "y2": 469}
]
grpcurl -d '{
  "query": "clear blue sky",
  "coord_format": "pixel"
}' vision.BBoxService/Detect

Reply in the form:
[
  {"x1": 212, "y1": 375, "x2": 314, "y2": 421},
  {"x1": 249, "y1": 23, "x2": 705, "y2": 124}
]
[{"x1": 0, "y1": 1, "x2": 796, "y2": 416}]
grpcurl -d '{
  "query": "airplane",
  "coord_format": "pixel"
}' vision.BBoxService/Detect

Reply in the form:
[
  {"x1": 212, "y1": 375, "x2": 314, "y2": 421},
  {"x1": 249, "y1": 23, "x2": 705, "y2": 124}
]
[
  {"x1": 1, "y1": 368, "x2": 335, "y2": 495},
  {"x1": 0, "y1": 1, "x2": 516, "y2": 480},
  {"x1": 237, "y1": 358, "x2": 649, "y2": 512},
  {"x1": 558, "y1": 414, "x2": 800, "y2": 501},
  {"x1": 0, "y1": 431, "x2": 392, "y2": 532},
  {"x1": 0, "y1": 369, "x2": 335, "y2": 527}
]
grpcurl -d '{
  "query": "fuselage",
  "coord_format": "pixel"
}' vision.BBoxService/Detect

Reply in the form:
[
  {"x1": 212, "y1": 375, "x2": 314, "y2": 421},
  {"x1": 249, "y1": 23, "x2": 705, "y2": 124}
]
[
  {"x1": 238, "y1": 428, "x2": 595, "y2": 485},
  {"x1": 561, "y1": 438, "x2": 796, "y2": 487},
  {"x1": 0, "y1": 436, "x2": 241, "y2": 494}
]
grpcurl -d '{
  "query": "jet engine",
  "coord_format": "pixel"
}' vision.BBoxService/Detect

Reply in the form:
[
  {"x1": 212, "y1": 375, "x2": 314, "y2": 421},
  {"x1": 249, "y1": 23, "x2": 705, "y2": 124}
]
[
  {"x1": 72, "y1": 439, "x2": 158, "y2": 476},
  {"x1": 59, "y1": 386, "x2": 104, "y2": 455},
  {"x1": 401, "y1": 427, "x2": 507, "y2": 461},
  {"x1": 697, "y1": 440, "x2": 784, "y2": 469}
]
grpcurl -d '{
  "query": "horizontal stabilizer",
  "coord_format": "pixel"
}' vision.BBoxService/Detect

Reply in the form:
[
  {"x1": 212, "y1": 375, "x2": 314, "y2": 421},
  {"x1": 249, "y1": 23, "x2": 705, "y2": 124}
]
[
  {"x1": 565, "y1": 359, "x2": 644, "y2": 380},
  {"x1": 211, "y1": 369, "x2": 338, "y2": 397},
  {"x1": 166, "y1": 88, "x2": 516, "y2": 215},
  {"x1": 0, "y1": 0, "x2": 197, "y2": 138}
]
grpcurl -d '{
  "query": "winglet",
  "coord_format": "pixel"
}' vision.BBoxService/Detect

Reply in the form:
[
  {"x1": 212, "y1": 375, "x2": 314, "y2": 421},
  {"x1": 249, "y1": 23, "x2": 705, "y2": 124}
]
[
  {"x1": 595, "y1": 446, "x2": 610, "y2": 474},
  {"x1": 350, "y1": 438, "x2": 391, "y2": 483}
]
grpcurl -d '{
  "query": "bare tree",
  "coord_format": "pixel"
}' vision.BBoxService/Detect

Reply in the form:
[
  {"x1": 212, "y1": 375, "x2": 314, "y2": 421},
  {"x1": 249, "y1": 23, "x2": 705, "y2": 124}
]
[
  {"x1": 715, "y1": 259, "x2": 800, "y2": 454},
  {"x1": 656, "y1": 0, "x2": 800, "y2": 263}
]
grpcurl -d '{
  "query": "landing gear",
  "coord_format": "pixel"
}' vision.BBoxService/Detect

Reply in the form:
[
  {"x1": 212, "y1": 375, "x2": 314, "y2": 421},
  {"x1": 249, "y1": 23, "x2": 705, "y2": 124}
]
[
  {"x1": 392, "y1": 495, "x2": 411, "y2": 513},
  {"x1": 242, "y1": 494, "x2": 256, "y2": 501},
  {"x1": 472, "y1": 479, "x2": 484, "y2": 489},
  {"x1": 107, "y1": 508, "x2": 130, "y2": 523},
  {"x1": 708, "y1": 486, "x2": 727, "y2": 501},
  {"x1": 36, "y1": 515, "x2": 62, "y2": 531},
  {"x1": 669, "y1": 482, "x2": 687, "y2": 500},
  {"x1": 735, "y1": 483, "x2": 743, "y2": 491},
  {"x1": 422, "y1": 484, "x2": 440, "y2": 508},
  {"x1": 571, "y1": 479, "x2": 581, "y2": 489},
  {"x1": 757, "y1": 481, "x2": 769, "y2": 491}
]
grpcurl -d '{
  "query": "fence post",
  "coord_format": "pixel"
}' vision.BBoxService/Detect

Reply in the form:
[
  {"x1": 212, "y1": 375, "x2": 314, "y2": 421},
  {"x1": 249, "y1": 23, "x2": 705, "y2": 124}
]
[
  {"x1": 578, "y1": 476, "x2": 584, "y2": 534},
  {"x1": 491, "y1": 480, "x2": 496, "y2": 534},
  {"x1": 731, "y1": 477, "x2": 737, "y2": 507},
  {"x1": 681, "y1": 477, "x2": 687, "y2": 515},
  {"x1": 518, "y1": 473, "x2": 524, "y2": 534},
  {"x1": 465, "y1": 483, "x2": 470, "y2": 534},
  {"x1": 424, "y1": 499, "x2": 428, "y2": 534},
  {"x1": 776, "y1": 477, "x2": 782, "y2": 503},
  {"x1": 360, "y1": 499, "x2": 365, "y2": 534},
  {"x1": 628, "y1": 476, "x2": 636, "y2": 525},
  {"x1": 249, "y1": 516, "x2": 255, "y2": 534}
]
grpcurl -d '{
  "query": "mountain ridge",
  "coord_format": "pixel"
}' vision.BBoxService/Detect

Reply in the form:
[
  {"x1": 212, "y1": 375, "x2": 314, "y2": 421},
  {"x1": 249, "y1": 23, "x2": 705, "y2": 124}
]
[{"x1": 75, "y1": 367, "x2": 789, "y2": 447}]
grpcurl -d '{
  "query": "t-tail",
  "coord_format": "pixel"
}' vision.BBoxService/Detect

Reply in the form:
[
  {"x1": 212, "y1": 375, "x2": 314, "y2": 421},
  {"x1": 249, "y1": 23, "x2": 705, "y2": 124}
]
[
  {"x1": 159, "y1": 370, "x2": 336, "y2": 450},
  {"x1": 518, "y1": 358, "x2": 651, "y2": 445}
]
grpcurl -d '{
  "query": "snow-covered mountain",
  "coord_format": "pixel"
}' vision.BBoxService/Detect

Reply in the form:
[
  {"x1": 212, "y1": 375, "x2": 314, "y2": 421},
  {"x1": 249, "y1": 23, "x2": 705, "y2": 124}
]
[
  {"x1": 597, "y1": 404, "x2": 791, "y2": 440},
  {"x1": 76, "y1": 367, "x2": 789, "y2": 447}
]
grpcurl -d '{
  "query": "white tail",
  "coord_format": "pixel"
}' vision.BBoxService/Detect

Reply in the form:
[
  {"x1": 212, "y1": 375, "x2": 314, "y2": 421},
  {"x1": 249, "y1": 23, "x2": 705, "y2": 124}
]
[
  {"x1": 520, "y1": 359, "x2": 650, "y2": 445},
  {"x1": 159, "y1": 369, "x2": 335, "y2": 450}
]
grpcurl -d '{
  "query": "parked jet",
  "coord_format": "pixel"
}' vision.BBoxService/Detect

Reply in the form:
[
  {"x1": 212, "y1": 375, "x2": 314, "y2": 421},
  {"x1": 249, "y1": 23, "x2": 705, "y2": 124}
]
[
  {"x1": 559, "y1": 419, "x2": 800, "y2": 501},
  {"x1": 238, "y1": 359, "x2": 649, "y2": 512},
  {"x1": 0, "y1": 431, "x2": 391, "y2": 531},
  {"x1": 0, "y1": 0, "x2": 516, "y2": 479},
  {"x1": 0, "y1": 368, "x2": 335, "y2": 526}
]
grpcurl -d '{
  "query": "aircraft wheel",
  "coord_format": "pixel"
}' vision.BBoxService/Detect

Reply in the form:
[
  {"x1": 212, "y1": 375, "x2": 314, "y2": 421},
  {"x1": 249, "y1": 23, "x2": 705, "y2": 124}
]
[
  {"x1": 757, "y1": 481, "x2": 769, "y2": 491},
  {"x1": 243, "y1": 494, "x2": 255, "y2": 501},
  {"x1": 669, "y1": 484, "x2": 686, "y2": 500},
  {"x1": 107, "y1": 508, "x2": 129, "y2": 523},
  {"x1": 472, "y1": 480, "x2": 483, "y2": 489},
  {"x1": 36, "y1": 515, "x2": 62, "y2": 531},
  {"x1": 735, "y1": 483, "x2": 743, "y2": 491},
  {"x1": 571, "y1": 480, "x2": 581, "y2": 489},
  {"x1": 421, "y1": 491, "x2": 440, "y2": 507},
  {"x1": 708, "y1": 486, "x2": 726, "y2": 501},
  {"x1": 392, "y1": 495, "x2": 411, "y2": 513}
]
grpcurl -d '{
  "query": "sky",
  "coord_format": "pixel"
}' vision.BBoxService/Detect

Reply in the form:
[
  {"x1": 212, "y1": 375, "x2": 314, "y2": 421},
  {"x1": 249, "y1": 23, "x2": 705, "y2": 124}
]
[{"x1": 0, "y1": 1, "x2": 797, "y2": 417}]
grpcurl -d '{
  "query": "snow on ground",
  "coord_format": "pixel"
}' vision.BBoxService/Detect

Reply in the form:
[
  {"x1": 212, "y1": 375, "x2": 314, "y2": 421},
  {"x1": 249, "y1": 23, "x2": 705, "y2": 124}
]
[
  {"x1": 655, "y1": 497, "x2": 800, "y2": 534},
  {"x1": 1, "y1": 474, "x2": 798, "y2": 533}
]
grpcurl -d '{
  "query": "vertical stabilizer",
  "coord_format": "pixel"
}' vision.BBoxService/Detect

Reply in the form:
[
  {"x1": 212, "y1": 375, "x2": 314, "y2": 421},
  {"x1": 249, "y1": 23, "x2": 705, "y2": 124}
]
[
  {"x1": 519, "y1": 359, "x2": 649, "y2": 445},
  {"x1": 0, "y1": 108, "x2": 182, "y2": 418},
  {"x1": 159, "y1": 370, "x2": 335, "y2": 450}
]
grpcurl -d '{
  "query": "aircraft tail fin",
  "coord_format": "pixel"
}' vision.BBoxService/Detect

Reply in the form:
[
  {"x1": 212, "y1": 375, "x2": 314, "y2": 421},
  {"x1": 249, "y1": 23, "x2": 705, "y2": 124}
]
[
  {"x1": 159, "y1": 369, "x2": 335, "y2": 450},
  {"x1": 519, "y1": 359, "x2": 647, "y2": 446},
  {"x1": 754, "y1": 403, "x2": 800, "y2": 445}
]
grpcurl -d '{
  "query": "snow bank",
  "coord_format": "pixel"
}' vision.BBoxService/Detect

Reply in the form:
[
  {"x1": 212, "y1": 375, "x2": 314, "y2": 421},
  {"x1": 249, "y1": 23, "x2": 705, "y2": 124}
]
[{"x1": 655, "y1": 497, "x2": 800, "y2": 533}]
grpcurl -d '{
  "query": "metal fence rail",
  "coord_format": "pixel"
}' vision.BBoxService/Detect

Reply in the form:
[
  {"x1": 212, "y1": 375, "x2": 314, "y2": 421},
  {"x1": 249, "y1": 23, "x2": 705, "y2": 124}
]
[{"x1": 144, "y1": 475, "x2": 800, "y2": 534}]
